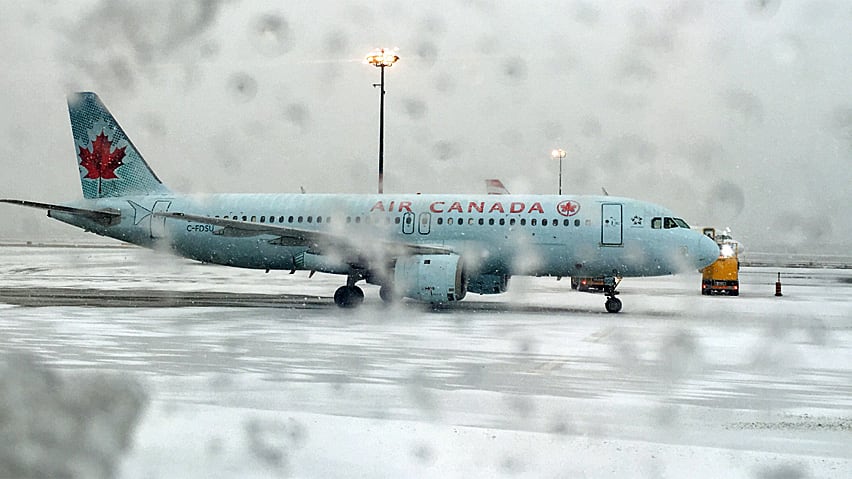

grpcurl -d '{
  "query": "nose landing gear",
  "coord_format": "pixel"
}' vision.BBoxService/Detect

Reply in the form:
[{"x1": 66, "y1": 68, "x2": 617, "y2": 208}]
[
  {"x1": 602, "y1": 276, "x2": 622, "y2": 313},
  {"x1": 604, "y1": 295, "x2": 622, "y2": 313}
]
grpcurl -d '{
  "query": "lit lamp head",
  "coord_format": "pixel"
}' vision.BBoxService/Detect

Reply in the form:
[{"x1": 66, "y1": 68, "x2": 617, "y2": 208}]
[
  {"x1": 551, "y1": 148, "x2": 566, "y2": 160},
  {"x1": 366, "y1": 48, "x2": 400, "y2": 68}
]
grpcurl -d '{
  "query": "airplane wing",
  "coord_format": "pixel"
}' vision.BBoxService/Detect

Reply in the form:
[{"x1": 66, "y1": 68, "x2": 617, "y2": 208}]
[
  {"x1": 155, "y1": 211, "x2": 453, "y2": 259},
  {"x1": 0, "y1": 199, "x2": 121, "y2": 225}
]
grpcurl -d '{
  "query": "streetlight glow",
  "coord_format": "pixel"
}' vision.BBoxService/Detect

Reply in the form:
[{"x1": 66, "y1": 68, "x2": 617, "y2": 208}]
[
  {"x1": 366, "y1": 47, "x2": 400, "y2": 194},
  {"x1": 366, "y1": 48, "x2": 400, "y2": 68},
  {"x1": 551, "y1": 148, "x2": 567, "y2": 195}
]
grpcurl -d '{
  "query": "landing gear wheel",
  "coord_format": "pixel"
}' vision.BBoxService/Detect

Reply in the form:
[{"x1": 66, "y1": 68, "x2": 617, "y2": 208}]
[
  {"x1": 379, "y1": 285, "x2": 397, "y2": 303},
  {"x1": 334, "y1": 285, "x2": 364, "y2": 308},
  {"x1": 605, "y1": 297, "x2": 622, "y2": 314}
]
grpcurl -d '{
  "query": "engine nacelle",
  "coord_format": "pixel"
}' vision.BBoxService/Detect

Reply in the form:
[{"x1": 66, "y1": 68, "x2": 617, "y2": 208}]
[
  {"x1": 467, "y1": 273, "x2": 510, "y2": 295},
  {"x1": 393, "y1": 254, "x2": 467, "y2": 303}
]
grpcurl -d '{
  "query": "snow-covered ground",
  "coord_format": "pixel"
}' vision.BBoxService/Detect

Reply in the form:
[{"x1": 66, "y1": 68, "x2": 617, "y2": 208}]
[{"x1": 0, "y1": 246, "x2": 850, "y2": 478}]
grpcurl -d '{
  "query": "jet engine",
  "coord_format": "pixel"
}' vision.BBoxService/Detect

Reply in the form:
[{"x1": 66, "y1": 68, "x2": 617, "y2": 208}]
[{"x1": 393, "y1": 254, "x2": 467, "y2": 303}]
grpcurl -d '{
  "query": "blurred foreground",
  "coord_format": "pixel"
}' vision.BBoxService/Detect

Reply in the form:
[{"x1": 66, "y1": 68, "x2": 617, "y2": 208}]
[{"x1": 0, "y1": 245, "x2": 849, "y2": 478}]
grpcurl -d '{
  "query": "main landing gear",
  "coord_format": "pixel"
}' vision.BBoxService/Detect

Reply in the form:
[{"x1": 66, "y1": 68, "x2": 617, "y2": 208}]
[
  {"x1": 602, "y1": 276, "x2": 622, "y2": 314},
  {"x1": 334, "y1": 275, "x2": 364, "y2": 308}
]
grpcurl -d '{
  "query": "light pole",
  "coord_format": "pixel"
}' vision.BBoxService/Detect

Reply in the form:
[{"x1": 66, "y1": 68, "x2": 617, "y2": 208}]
[
  {"x1": 551, "y1": 148, "x2": 566, "y2": 195},
  {"x1": 366, "y1": 48, "x2": 400, "y2": 194}
]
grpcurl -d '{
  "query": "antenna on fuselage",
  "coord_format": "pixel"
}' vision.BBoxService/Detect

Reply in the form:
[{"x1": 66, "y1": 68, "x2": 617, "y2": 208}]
[{"x1": 601, "y1": 187, "x2": 610, "y2": 196}]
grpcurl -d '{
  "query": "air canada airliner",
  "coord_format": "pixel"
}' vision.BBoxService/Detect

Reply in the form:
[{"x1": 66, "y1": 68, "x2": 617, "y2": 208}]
[{"x1": 1, "y1": 93, "x2": 720, "y2": 312}]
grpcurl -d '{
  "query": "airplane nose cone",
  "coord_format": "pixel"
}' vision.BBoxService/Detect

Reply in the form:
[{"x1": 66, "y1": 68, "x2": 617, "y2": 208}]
[{"x1": 696, "y1": 234, "x2": 720, "y2": 268}]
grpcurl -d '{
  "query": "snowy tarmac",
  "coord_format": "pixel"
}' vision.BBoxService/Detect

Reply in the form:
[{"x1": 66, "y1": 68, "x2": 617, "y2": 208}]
[{"x1": 0, "y1": 245, "x2": 850, "y2": 478}]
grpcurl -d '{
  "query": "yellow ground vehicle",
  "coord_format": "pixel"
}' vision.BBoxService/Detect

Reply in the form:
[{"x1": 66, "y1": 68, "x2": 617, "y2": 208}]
[
  {"x1": 701, "y1": 256, "x2": 739, "y2": 295},
  {"x1": 700, "y1": 227, "x2": 739, "y2": 296}
]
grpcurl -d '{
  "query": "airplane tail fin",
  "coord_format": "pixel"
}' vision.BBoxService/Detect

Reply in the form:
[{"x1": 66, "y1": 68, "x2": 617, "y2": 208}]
[{"x1": 68, "y1": 92, "x2": 170, "y2": 199}]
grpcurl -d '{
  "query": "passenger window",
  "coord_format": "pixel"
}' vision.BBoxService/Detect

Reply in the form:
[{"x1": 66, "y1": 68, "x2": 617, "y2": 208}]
[
  {"x1": 437, "y1": 217, "x2": 443, "y2": 225},
  {"x1": 488, "y1": 218, "x2": 495, "y2": 226},
  {"x1": 406, "y1": 216, "x2": 412, "y2": 224},
  {"x1": 242, "y1": 215, "x2": 247, "y2": 221},
  {"x1": 478, "y1": 218, "x2": 484, "y2": 225},
  {"x1": 652, "y1": 217, "x2": 662, "y2": 229},
  {"x1": 298, "y1": 216, "x2": 303, "y2": 223},
  {"x1": 468, "y1": 218, "x2": 474, "y2": 225},
  {"x1": 395, "y1": 217, "x2": 401, "y2": 224},
  {"x1": 260, "y1": 216, "x2": 266, "y2": 223},
  {"x1": 448, "y1": 218, "x2": 454, "y2": 225},
  {"x1": 458, "y1": 217, "x2": 463, "y2": 225},
  {"x1": 499, "y1": 218, "x2": 505, "y2": 226},
  {"x1": 542, "y1": 219, "x2": 548, "y2": 226},
  {"x1": 574, "y1": 219, "x2": 580, "y2": 227},
  {"x1": 317, "y1": 216, "x2": 323, "y2": 224},
  {"x1": 346, "y1": 216, "x2": 352, "y2": 223},
  {"x1": 307, "y1": 216, "x2": 313, "y2": 223},
  {"x1": 279, "y1": 216, "x2": 285, "y2": 223},
  {"x1": 531, "y1": 219, "x2": 537, "y2": 226},
  {"x1": 288, "y1": 216, "x2": 294, "y2": 223},
  {"x1": 520, "y1": 219, "x2": 526, "y2": 226},
  {"x1": 509, "y1": 218, "x2": 516, "y2": 226},
  {"x1": 355, "y1": 217, "x2": 361, "y2": 224}
]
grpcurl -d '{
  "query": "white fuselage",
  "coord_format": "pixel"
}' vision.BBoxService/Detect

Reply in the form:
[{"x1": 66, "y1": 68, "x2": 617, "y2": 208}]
[{"x1": 51, "y1": 193, "x2": 719, "y2": 280}]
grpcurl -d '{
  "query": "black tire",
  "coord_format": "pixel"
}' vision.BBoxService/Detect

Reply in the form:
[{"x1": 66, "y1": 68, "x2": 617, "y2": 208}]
[
  {"x1": 605, "y1": 297, "x2": 622, "y2": 313},
  {"x1": 334, "y1": 285, "x2": 364, "y2": 308}
]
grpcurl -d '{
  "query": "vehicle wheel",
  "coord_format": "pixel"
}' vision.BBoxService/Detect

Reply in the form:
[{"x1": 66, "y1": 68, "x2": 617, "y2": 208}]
[
  {"x1": 605, "y1": 297, "x2": 622, "y2": 313},
  {"x1": 334, "y1": 285, "x2": 364, "y2": 308},
  {"x1": 570, "y1": 278, "x2": 578, "y2": 290}
]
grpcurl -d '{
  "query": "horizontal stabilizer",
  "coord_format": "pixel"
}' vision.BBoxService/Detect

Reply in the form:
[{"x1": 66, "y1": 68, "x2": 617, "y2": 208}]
[{"x1": 0, "y1": 199, "x2": 121, "y2": 225}]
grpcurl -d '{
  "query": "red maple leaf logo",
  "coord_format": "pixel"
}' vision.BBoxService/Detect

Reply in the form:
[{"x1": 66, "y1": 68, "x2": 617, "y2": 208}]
[
  {"x1": 79, "y1": 131, "x2": 125, "y2": 180},
  {"x1": 557, "y1": 200, "x2": 580, "y2": 217}
]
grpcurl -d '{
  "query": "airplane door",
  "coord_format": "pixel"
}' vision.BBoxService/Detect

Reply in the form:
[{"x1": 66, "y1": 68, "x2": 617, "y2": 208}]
[
  {"x1": 601, "y1": 203, "x2": 623, "y2": 246},
  {"x1": 151, "y1": 200, "x2": 172, "y2": 238},
  {"x1": 402, "y1": 212, "x2": 415, "y2": 235},
  {"x1": 418, "y1": 212, "x2": 431, "y2": 235}
]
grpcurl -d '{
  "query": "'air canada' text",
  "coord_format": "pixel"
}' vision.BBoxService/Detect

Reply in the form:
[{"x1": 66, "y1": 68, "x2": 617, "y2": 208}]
[{"x1": 370, "y1": 200, "x2": 546, "y2": 215}]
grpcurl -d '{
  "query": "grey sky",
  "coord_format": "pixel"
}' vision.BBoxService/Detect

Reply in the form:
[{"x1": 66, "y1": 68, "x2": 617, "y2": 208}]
[{"x1": 1, "y1": 0, "x2": 850, "y2": 253}]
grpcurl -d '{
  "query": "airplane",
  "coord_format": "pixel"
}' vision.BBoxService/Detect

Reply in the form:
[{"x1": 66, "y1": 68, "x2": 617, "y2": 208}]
[{"x1": 1, "y1": 92, "x2": 720, "y2": 313}]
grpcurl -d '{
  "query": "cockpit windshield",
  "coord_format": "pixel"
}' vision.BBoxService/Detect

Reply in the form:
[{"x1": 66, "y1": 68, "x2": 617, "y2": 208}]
[{"x1": 652, "y1": 217, "x2": 690, "y2": 229}]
